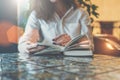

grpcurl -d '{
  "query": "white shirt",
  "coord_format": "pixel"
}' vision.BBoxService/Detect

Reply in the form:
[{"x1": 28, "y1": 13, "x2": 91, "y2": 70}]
[{"x1": 18, "y1": 7, "x2": 91, "y2": 53}]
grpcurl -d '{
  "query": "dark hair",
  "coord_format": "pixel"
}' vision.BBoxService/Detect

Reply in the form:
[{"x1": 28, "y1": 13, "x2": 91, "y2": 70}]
[
  {"x1": 33, "y1": 0, "x2": 78, "y2": 21},
  {"x1": 62, "y1": 0, "x2": 77, "y2": 9}
]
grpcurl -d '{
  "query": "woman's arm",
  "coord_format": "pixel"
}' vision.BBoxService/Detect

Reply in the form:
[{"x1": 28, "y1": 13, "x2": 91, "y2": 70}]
[
  {"x1": 80, "y1": 9, "x2": 94, "y2": 50},
  {"x1": 18, "y1": 11, "x2": 43, "y2": 53},
  {"x1": 18, "y1": 27, "x2": 40, "y2": 53}
]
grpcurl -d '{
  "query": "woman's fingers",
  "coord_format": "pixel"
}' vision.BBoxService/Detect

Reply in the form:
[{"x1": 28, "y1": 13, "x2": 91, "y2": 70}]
[
  {"x1": 25, "y1": 42, "x2": 45, "y2": 54},
  {"x1": 27, "y1": 43, "x2": 38, "y2": 50},
  {"x1": 53, "y1": 34, "x2": 67, "y2": 41},
  {"x1": 28, "y1": 46, "x2": 45, "y2": 54},
  {"x1": 53, "y1": 34, "x2": 71, "y2": 46}
]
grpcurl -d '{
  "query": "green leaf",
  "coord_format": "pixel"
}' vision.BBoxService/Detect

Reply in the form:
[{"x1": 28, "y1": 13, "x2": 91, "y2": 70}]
[{"x1": 77, "y1": 0, "x2": 99, "y2": 22}]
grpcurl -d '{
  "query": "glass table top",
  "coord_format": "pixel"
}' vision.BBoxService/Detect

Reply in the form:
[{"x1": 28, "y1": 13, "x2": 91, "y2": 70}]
[{"x1": 0, "y1": 53, "x2": 120, "y2": 80}]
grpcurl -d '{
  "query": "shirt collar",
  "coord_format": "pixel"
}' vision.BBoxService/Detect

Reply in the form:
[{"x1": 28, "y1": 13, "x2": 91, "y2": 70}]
[
  {"x1": 54, "y1": 6, "x2": 74, "y2": 20},
  {"x1": 63, "y1": 6, "x2": 74, "y2": 18}
]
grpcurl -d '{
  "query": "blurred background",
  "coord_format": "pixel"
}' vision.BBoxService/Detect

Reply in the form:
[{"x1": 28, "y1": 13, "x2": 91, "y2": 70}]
[
  {"x1": 92, "y1": 0, "x2": 120, "y2": 40},
  {"x1": 0, "y1": 0, "x2": 23, "y2": 52},
  {"x1": 0, "y1": 0, "x2": 120, "y2": 53}
]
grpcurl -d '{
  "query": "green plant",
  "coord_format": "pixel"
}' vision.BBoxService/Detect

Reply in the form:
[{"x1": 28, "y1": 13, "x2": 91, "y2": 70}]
[{"x1": 77, "y1": 0, "x2": 99, "y2": 22}]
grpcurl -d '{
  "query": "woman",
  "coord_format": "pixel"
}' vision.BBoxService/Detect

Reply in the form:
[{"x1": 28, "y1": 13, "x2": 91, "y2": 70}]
[{"x1": 18, "y1": 0, "x2": 93, "y2": 54}]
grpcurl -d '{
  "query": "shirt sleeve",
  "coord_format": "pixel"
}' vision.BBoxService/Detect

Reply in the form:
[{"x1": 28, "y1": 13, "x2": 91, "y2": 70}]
[
  {"x1": 18, "y1": 11, "x2": 40, "y2": 53},
  {"x1": 79, "y1": 9, "x2": 94, "y2": 50},
  {"x1": 26, "y1": 11, "x2": 40, "y2": 29},
  {"x1": 79, "y1": 9, "x2": 91, "y2": 35}
]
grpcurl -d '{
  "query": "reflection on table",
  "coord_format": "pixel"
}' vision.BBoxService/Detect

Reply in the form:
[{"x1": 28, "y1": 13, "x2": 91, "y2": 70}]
[{"x1": 0, "y1": 53, "x2": 120, "y2": 80}]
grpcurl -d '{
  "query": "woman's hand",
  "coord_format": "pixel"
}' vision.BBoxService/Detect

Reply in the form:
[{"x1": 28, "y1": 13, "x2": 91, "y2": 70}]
[
  {"x1": 53, "y1": 34, "x2": 71, "y2": 46},
  {"x1": 25, "y1": 42, "x2": 45, "y2": 54}
]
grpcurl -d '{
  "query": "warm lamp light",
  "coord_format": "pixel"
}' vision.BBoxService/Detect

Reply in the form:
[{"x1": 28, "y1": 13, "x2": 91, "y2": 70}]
[{"x1": 106, "y1": 43, "x2": 114, "y2": 50}]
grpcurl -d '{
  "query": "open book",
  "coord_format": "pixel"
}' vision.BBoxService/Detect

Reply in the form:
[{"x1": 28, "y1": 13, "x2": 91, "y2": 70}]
[{"x1": 32, "y1": 34, "x2": 93, "y2": 56}]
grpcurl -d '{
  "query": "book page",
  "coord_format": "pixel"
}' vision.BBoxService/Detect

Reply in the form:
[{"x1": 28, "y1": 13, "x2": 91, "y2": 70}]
[
  {"x1": 65, "y1": 34, "x2": 91, "y2": 51},
  {"x1": 37, "y1": 43, "x2": 65, "y2": 51},
  {"x1": 31, "y1": 44, "x2": 64, "y2": 56},
  {"x1": 30, "y1": 43, "x2": 65, "y2": 55}
]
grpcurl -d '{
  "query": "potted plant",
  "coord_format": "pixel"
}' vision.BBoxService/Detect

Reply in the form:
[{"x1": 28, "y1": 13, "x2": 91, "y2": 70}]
[{"x1": 77, "y1": 0, "x2": 99, "y2": 23}]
